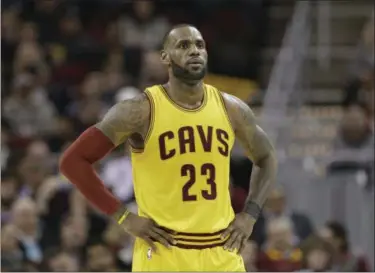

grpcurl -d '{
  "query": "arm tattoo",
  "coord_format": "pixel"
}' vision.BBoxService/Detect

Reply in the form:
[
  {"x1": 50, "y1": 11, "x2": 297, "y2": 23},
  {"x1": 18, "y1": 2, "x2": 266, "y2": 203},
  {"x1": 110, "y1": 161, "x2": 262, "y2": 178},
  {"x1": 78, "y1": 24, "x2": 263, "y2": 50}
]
[
  {"x1": 223, "y1": 93, "x2": 277, "y2": 219},
  {"x1": 95, "y1": 93, "x2": 150, "y2": 146}
]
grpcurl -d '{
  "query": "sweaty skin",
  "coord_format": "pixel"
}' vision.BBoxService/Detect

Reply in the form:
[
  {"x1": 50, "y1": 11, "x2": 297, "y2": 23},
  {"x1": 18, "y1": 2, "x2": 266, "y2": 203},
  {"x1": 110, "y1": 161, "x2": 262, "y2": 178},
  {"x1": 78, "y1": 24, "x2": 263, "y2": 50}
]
[{"x1": 94, "y1": 25, "x2": 277, "y2": 253}]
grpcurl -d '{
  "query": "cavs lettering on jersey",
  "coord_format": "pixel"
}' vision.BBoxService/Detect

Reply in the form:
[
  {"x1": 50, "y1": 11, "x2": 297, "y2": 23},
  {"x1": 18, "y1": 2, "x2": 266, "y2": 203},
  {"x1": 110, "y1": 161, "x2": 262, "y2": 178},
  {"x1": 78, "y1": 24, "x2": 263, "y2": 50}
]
[{"x1": 131, "y1": 84, "x2": 235, "y2": 234}]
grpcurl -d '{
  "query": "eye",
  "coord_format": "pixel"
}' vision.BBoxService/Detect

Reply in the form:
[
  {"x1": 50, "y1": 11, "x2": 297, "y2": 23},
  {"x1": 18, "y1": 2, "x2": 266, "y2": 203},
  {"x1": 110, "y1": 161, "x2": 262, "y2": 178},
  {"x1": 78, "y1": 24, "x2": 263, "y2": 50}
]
[
  {"x1": 196, "y1": 41, "x2": 205, "y2": 49},
  {"x1": 179, "y1": 41, "x2": 189, "y2": 49}
]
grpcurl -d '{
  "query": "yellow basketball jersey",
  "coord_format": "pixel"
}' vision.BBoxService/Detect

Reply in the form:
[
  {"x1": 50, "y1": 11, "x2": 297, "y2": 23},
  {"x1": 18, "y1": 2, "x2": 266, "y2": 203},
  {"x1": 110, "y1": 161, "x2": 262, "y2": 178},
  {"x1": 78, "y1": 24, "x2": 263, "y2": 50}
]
[{"x1": 131, "y1": 84, "x2": 235, "y2": 233}]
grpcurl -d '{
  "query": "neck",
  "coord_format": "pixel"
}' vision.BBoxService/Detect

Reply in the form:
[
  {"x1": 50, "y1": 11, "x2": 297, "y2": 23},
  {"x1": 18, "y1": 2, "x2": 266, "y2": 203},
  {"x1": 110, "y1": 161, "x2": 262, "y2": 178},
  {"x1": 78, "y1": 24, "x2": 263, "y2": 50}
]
[{"x1": 166, "y1": 77, "x2": 205, "y2": 107}]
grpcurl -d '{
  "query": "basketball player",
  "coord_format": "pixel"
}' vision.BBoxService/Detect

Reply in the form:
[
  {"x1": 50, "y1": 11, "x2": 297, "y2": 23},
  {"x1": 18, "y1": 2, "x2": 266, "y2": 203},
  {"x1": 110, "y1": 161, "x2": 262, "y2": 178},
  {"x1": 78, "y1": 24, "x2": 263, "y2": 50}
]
[{"x1": 60, "y1": 24, "x2": 277, "y2": 271}]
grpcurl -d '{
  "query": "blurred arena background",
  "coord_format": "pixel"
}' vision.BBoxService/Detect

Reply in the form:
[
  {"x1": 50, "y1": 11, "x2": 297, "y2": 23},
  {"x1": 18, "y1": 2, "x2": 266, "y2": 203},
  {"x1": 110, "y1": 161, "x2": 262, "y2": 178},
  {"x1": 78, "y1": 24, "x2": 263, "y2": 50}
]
[{"x1": 1, "y1": 0, "x2": 373, "y2": 271}]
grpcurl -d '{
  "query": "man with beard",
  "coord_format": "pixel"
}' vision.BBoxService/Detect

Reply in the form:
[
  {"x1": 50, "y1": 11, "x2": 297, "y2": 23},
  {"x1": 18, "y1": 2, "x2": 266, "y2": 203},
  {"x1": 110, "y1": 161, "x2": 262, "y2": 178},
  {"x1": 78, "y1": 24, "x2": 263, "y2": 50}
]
[{"x1": 60, "y1": 24, "x2": 277, "y2": 271}]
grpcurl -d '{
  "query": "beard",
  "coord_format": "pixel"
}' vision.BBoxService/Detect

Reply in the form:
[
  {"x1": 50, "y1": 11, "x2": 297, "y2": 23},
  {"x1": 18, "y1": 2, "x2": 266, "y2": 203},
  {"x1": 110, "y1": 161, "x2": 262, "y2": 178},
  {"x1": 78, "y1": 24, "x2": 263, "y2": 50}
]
[{"x1": 171, "y1": 59, "x2": 207, "y2": 85}]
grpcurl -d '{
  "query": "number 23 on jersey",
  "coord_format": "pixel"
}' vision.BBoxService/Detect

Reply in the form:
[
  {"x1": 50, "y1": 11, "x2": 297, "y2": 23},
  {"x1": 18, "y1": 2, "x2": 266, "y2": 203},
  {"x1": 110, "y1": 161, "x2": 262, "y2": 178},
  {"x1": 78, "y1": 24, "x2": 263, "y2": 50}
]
[{"x1": 181, "y1": 163, "x2": 217, "y2": 201}]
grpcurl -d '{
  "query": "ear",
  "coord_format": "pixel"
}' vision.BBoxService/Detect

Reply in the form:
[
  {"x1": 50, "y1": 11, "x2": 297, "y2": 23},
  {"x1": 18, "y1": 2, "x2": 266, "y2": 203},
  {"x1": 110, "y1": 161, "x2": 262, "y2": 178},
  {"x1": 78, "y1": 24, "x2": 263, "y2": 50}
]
[{"x1": 160, "y1": 50, "x2": 170, "y2": 65}]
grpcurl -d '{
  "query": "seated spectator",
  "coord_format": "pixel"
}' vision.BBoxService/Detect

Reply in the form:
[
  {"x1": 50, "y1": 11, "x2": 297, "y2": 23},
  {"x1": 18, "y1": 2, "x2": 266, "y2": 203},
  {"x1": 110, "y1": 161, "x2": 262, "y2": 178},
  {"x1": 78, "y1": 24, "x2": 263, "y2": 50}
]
[
  {"x1": 27, "y1": 139, "x2": 57, "y2": 172},
  {"x1": 85, "y1": 243, "x2": 119, "y2": 272},
  {"x1": 319, "y1": 221, "x2": 371, "y2": 271},
  {"x1": 343, "y1": 13, "x2": 374, "y2": 108},
  {"x1": 118, "y1": 0, "x2": 170, "y2": 50},
  {"x1": 10, "y1": 198, "x2": 43, "y2": 267},
  {"x1": 251, "y1": 187, "x2": 314, "y2": 247},
  {"x1": 3, "y1": 72, "x2": 58, "y2": 138},
  {"x1": 256, "y1": 217, "x2": 302, "y2": 272},
  {"x1": 335, "y1": 105, "x2": 373, "y2": 149},
  {"x1": 67, "y1": 72, "x2": 109, "y2": 132},
  {"x1": 1, "y1": 8, "x2": 21, "y2": 92},
  {"x1": 59, "y1": 215, "x2": 87, "y2": 263},
  {"x1": 329, "y1": 106, "x2": 374, "y2": 182},
  {"x1": 17, "y1": 153, "x2": 81, "y2": 249},
  {"x1": 1, "y1": 171, "x2": 20, "y2": 224},
  {"x1": 139, "y1": 50, "x2": 168, "y2": 89},
  {"x1": 1, "y1": 224, "x2": 26, "y2": 271},
  {"x1": 1, "y1": 119, "x2": 12, "y2": 171},
  {"x1": 43, "y1": 248, "x2": 80, "y2": 272},
  {"x1": 300, "y1": 234, "x2": 335, "y2": 271}
]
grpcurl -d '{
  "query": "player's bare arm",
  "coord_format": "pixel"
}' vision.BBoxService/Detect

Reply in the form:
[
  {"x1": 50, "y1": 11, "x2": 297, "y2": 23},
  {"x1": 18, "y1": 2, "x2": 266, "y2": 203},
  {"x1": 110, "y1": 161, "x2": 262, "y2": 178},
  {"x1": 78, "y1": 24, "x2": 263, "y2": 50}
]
[
  {"x1": 98, "y1": 94, "x2": 176, "y2": 250},
  {"x1": 221, "y1": 93, "x2": 277, "y2": 252},
  {"x1": 60, "y1": 93, "x2": 175, "y2": 251},
  {"x1": 95, "y1": 93, "x2": 150, "y2": 146}
]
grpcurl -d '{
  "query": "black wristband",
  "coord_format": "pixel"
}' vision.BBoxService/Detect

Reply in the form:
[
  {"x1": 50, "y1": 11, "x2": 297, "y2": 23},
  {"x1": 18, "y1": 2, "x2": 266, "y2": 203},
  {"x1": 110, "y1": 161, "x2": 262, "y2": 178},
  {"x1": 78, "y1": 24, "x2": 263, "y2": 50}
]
[{"x1": 243, "y1": 200, "x2": 262, "y2": 220}]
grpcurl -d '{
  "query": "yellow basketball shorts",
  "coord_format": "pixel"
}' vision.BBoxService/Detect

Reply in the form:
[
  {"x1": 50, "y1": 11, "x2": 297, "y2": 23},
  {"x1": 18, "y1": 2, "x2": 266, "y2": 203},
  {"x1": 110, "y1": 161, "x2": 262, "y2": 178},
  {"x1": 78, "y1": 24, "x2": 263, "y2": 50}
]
[{"x1": 132, "y1": 229, "x2": 245, "y2": 271}]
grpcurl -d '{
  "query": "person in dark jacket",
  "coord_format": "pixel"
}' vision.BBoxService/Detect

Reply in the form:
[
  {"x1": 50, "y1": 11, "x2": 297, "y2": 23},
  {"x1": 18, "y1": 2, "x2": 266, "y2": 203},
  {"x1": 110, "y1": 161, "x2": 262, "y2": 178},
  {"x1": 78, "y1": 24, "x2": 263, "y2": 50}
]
[
  {"x1": 251, "y1": 187, "x2": 314, "y2": 247},
  {"x1": 319, "y1": 221, "x2": 371, "y2": 272}
]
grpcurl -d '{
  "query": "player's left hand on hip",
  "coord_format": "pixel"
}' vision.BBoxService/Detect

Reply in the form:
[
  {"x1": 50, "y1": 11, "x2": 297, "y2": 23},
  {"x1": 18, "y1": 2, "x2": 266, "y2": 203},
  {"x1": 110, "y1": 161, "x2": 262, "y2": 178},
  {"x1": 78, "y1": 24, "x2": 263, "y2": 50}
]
[{"x1": 221, "y1": 212, "x2": 256, "y2": 253}]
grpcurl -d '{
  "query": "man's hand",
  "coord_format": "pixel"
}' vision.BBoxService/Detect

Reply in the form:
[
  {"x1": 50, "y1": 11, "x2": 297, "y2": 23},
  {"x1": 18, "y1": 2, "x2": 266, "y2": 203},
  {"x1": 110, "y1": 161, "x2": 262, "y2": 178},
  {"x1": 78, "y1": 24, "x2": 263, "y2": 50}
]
[
  {"x1": 121, "y1": 213, "x2": 176, "y2": 252},
  {"x1": 221, "y1": 212, "x2": 256, "y2": 253}
]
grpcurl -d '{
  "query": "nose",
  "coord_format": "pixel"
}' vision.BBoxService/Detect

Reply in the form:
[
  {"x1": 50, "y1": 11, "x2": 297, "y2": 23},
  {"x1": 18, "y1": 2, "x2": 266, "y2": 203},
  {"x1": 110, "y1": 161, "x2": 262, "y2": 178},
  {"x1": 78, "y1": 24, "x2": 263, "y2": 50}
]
[{"x1": 188, "y1": 45, "x2": 200, "y2": 57}]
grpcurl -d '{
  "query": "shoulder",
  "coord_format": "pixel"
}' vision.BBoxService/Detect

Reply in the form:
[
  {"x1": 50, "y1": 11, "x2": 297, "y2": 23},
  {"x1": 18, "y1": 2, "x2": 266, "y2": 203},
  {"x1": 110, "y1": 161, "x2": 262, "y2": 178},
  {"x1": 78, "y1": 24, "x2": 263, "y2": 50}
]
[
  {"x1": 219, "y1": 91, "x2": 257, "y2": 130},
  {"x1": 109, "y1": 92, "x2": 151, "y2": 119},
  {"x1": 95, "y1": 92, "x2": 151, "y2": 141},
  {"x1": 220, "y1": 92, "x2": 254, "y2": 114}
]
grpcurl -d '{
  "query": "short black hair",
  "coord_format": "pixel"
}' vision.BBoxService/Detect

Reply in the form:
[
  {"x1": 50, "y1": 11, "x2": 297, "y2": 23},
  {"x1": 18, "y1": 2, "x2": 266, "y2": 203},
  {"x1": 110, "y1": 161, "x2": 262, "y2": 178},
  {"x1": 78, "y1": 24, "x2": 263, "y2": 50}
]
[
  {"x1": 162, "y1": 24, "x2": 197, "y2": 49},
  {"x1": 326, "y1": 221, "x2": 349, "y2": 252}
]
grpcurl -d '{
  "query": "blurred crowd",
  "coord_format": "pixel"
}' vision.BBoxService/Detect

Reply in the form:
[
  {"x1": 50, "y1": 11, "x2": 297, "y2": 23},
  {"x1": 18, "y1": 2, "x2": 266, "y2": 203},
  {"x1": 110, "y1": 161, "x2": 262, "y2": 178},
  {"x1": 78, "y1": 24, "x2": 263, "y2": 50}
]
[
  {"x1": 0, "y1": 0, "x2": 373, "y2": 272},
  {"x1": 330, "y1": 12, "x2": 374, "y2": 185},
  {"x1": 229, "y1": 187, "x2": 371, "y2": 272},
  {"x1": 341, "y1": 12, "x2": 374, "y2": 141}
]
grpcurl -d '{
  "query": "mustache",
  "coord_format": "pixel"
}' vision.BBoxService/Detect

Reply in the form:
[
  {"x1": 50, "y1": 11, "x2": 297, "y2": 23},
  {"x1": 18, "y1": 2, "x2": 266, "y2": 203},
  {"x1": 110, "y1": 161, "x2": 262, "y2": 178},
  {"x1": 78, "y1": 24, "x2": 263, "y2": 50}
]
[{"x1": 170, "y1": 59, "x2": 206, "y2": 83}]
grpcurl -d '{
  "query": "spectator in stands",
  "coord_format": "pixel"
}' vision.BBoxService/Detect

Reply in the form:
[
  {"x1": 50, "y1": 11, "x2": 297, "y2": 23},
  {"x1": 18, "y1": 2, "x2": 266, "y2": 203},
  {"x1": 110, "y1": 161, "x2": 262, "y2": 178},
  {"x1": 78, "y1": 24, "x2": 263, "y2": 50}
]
[
  {"x1": 10, "y1": 198, "x2": 43, "y2": 267},
  {"x1": 118, "y1": 0, "x2": 170, "y2": 50},
  {"x1": 1, "y1": 224, "x2": 26, "y2": 271},
  {"x1": 67, "y1": 72, "x2": 109, "y2": 132},
  {"x1": 43, "y1": 249, "x2": 80, "y2": 272},
  {"x1": 256, "y1": 217, "x2": 302, "y2": 272},
  {"x1": 1, "y1": 172, "x2": 20, "y2": 224},
  {"x1": 1, "y1": 119, "x2": 12, "y2": 171},
  {"x1": 59, "y1": 215, "x2": 87, "y2": 263},
  {"x1": 329, "y1": 106, "x2": 374, "y2": 185},
  {"x1": 319, "y1": 221, "x2": 371, "y2": 271},
  {"x1": 23, "y1": 0, "x2": 62, "y2": 45},
  {"x1": 343, "y1": 13, "x2": 374, "y2": 108},
  {"x1": 12, "y1": 22, "x2": 50, "y2": 90},
  {"x1": 139, "y1": 50, "x2": 168, "y2": 89},
  {"x1": 300, "y1": 234, "x2": 335, "y2": 271},
  {"x1": 17, "y1": 153, "x2": 84, "y2": 249},
  {"x1": 18, "y1": 155, "x2": 52, "y2": 206},
  {"x1": 1, "y1": 8, "x2": 21, "y2": 93},
  {"x1": 3, "y1": 72, "x2": 58, "y2": 138},
  {"x1": 251, "y1": 187, "x2": 314, "y2": 247},
  {"x1": 335, "y1": 105, "x2": 373, "y2": 149},
  {"x1": 85, "y1": 243, "x2": 119, "y2": 272}
]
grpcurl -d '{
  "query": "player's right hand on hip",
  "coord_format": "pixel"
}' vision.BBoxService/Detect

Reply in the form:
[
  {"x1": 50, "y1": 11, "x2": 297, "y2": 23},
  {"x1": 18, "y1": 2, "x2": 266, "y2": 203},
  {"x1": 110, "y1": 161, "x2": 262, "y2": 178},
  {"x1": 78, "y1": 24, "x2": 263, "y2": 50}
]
[{"x1": 121, "y1": 213, "x2": 176, "y2": 252}]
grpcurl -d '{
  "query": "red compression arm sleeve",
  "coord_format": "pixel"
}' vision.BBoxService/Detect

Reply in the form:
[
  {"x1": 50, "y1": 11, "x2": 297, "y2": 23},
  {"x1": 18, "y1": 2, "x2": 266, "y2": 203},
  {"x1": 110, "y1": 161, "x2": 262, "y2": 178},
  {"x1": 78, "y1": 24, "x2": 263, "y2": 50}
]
[{"x1": 59, "y1": 126, "x2": 121, "y2": 215}]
